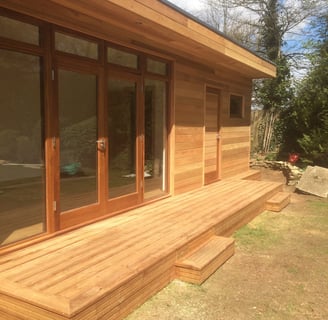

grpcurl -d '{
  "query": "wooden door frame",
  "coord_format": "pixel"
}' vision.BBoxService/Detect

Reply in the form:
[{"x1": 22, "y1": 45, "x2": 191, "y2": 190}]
[
  {"x1": 0, "y1": 11, "x2": 173, "y2": 253},
  {"x1": 105, "y1": 70, "x2": 144, "y2": 214},
  {"x1": 53, "y1": 58, "x2": 105, "y2": 230}
]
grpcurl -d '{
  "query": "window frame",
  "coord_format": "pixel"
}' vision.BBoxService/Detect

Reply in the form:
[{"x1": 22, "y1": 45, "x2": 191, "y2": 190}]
[
  {"x1": 229, "y1": 93, "x2": 245, "y2": 119},
  {"x1": 53, "y1": 26, "x2": 102, "y2": 63}
]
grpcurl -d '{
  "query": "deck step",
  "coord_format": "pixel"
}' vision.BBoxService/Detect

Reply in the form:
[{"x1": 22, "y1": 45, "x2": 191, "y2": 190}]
[
  {"x1": 266, "y1": 192, "x2": 291, "y2": 212},
  {"x1": 175, "y1": 236, "x2": 235, "y2": 284}
]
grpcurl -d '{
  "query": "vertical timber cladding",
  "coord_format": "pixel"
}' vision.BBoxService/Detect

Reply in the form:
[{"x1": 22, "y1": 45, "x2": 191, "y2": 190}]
[{"x1": 174, "y1": 60, "x2": 253, "y2": 194}]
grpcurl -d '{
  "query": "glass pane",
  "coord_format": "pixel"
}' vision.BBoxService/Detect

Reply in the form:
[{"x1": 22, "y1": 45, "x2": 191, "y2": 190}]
[
  {"x1": 108, "y1": 79, "x2": 137, "y2": 198},
  {"x1": 0, "y1": 49, "x2": 45, "y2": 246},
  {"x1": 107, "y1": 47, "x2": 138, "y2": 69},
  {"x1": 144, "y1": 79, "x2": 167, "y2": 199},
  {"x1": 59, "y1": 70, "x2": 98, "y2": 212},
  {"x1": 55, "y1": 32, "x2": 98, "y2": 59},
  {"x1": 230, "y1": 95, "x2": 243, "y2": 118},
  {"x1": 147, "y1": 58, "x2": 167, "y2": 76},
  {"x1": 0, "y1": 15, "x2": 39, "y2": 45}
]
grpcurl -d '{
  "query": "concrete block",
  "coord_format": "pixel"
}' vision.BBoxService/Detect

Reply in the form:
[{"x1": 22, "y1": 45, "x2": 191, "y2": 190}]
[{"x1": 296, "y1": 166, "x2": 328, "y2": 198}]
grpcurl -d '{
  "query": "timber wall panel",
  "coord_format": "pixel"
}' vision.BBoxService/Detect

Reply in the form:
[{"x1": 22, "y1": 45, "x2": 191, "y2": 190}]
[
  {"x1": 174, "y1": 59, "x2": 253, "y2": 193},
  {"x1": 220, "y1": 126, "x2": 251, "y2": 179},
  {"x1": 174, "y1": 62, "x2": 204, "y2": 194}
]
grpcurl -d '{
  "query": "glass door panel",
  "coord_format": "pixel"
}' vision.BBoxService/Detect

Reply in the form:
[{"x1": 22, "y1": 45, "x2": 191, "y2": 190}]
[
  {"x1": 58, "y1": 69, "x2": 98, "y2": 212},
  {"x1": 144, "y1": 79, "x2": 167, "y2": 199},
  {"x1": 0, "y1": 49, "x2": 45, "y2": 246},
  {"x1": 107, "y1": 78, "x2": 137, "y2": 199}
]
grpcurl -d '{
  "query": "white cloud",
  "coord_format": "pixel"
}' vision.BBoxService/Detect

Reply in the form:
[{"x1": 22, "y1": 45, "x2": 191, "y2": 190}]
[{"x1": 169, "y1": 0, "x2": 205, "y2": 12}]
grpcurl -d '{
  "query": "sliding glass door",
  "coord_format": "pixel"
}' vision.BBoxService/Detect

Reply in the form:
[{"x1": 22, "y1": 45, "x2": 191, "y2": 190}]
[
  {"x1": 144, "y1": 79, "x2": 167, "y2": 200},
  {"x1": 107, "y1": 76, "x2": 141, "y2": 211},
  {"x1": 0, "y1": 12, "x2": 171, "y2": 251},
  {"x1": 57, "y1": 65, "x2": 102, "y2": 228},
  {"x1": 0, "y1": 49, "x2": 45, "y2": 246}
]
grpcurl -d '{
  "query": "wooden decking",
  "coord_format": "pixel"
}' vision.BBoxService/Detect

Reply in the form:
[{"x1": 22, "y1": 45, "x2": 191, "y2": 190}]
[{"x1": 0, "y1": 177, "x2": 284, "y2": 320}]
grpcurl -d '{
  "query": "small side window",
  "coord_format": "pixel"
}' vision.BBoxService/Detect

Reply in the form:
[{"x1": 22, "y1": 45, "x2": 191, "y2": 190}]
[{"x1": 230, "y1": 94, "x2": 244, "y2": 118}]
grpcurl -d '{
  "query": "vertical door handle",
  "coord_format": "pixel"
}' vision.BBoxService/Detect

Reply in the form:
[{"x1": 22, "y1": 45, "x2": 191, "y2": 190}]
[{"x1": 96, "y1": 139, "x2": 106, "y2": 152}]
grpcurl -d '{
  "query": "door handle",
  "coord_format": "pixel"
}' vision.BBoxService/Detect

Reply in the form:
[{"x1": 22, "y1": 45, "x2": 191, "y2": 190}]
[
  {"x1": 96, "y1": 139, "x2": 106, "y2": 152},
  {"x1": 216, "y1": 134, "x2": 221, "y2": 140}
]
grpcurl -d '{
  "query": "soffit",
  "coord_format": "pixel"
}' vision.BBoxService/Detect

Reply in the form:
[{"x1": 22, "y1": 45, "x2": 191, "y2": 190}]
[{"x1": 1, "y1": 0, "x2": 276, "y2": 79}]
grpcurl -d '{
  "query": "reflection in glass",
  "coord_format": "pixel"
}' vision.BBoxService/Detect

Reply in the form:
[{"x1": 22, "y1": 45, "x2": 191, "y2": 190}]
[
  {"x1": 108, "y1": 79, "x2": 137, "y2": 198},
  {"x1": 144, "y1": 79, "x2": 167, "y2": 199},
  {"x1": 0, "y1": 49, "x2": 45, "y2": 246},
  {"x1": 230, "y1": 95, "x2": 243, "y2": 118},
  {"x1": 55, "y1": 32, "x2": 98, "y2": 59},
  {"x1": 59, "y1": 70, "x2": 98, "y2": 212},
  {"x1": 147, "y1": 58, "x2": 167, "y2": 76},
  {"x1": 107, "y1": 47, "x2": 138, "y2": 69},
  {"x1": 0, "y1": 15, "x2": 39, "y2": 45}
]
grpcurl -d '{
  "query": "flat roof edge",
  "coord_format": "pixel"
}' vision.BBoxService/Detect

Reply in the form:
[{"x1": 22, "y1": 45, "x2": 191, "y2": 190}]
[{"x1": 160, "y1": 0, "x2": 276, "y2": 68}]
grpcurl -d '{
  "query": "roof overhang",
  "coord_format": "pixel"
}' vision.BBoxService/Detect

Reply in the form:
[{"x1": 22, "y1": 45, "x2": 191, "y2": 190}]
[{"x1": 1, "y1": 0, "x2": 276, "y2": 79}]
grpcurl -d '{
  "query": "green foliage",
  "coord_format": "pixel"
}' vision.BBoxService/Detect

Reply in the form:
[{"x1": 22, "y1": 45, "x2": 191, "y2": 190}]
[
  {"x1": 255, "y1": 54, "x2": 294, "y2": 112},
  {"x1": 280, "y1": 13, "x2": 328, "y2": 166},
  {"x1": 297, "y1": 130, "x2": 328, "y2": 166},
  {"x1": 264, "y1": 152, "x2": 278, "y2": 161},
  {"x1": 251, "y1": 1, "x2": 294, "y2": 154},
  {"x1": 259, "y1": 0, "x2": 281, "y2": 61}
]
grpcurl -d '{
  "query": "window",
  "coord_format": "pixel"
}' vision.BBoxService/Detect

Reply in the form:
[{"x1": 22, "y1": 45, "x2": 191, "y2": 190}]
[
  {"x1": 146, "y1": 58, "x2": 167, "y2": 76},
  {"x1": 229, "y1": 94, "x2": 244, "y2": 118},
  {"x1": 55, "y1": 32, "x2": 98, "y2": 59},
  {"x1": 0, "y1": 49, "x2": 46, "y2": 246},
  {"x1": 0, "y1": 15, "x2": 39, "y2": 45},
  {"x1": 107, "y1": 47, "x2": 138, "y2": 69},
  {"x1": 144, "y1": 79, "x2": 167, "y2": 199}
]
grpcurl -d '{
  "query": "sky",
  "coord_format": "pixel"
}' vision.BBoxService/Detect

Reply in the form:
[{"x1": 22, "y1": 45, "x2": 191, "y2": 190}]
[{"x1": 170, "y1": 0, "x2": 204, "y2": 12}]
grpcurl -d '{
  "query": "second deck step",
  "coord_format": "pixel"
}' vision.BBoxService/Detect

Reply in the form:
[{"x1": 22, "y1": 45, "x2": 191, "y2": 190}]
[
  {"x1": 266, "y1": 191, "x2": 291, "y2": 212},
  {"x1": 175, "y1": 236, "x2": 235, "y2": 284}
]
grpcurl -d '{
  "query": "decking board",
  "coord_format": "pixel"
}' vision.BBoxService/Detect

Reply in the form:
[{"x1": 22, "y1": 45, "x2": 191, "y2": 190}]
[
  {"x1": 0, "y1": 179, "x2": 285, "y2": 320},
  {"x1": 175, "y1": 237, "x2": 235, "y2": 284},
  {"x1": 266, "y1": 192, "x2": 291, "y2": 212}
]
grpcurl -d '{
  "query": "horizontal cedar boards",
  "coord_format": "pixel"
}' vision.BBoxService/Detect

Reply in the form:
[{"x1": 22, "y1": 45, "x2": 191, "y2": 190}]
[{"x1": 175, "y1": 236, "x2": 235, "y2": 284}]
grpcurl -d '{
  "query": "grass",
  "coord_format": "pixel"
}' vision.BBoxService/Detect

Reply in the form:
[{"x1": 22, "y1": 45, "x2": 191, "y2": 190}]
[
  {"x1": 126, "y1": 191, "x2": 328, "y2": 320},
  {"x1": 234, "y1": 213, "x2": 283, "y2": 251}
]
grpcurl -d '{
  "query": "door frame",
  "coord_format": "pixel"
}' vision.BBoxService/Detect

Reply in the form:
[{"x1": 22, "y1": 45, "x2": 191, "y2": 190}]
[
  {"x1": 105, "y1": 70, "x2": 144, "y2": 214},
  {"x1": 0, "y1": 11, "x2": 172, "y2": 253},
  {"x1": 53, "y1": 58, "x2": 106, "y2": 230}
]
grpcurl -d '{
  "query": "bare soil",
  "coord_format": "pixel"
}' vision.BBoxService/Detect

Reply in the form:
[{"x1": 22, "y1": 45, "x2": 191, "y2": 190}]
[{"x1": 126, "y1": 168, "x2": 328, "y2": 320}]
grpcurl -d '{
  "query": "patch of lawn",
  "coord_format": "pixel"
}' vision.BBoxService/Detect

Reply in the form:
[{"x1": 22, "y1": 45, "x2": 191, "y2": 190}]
[
  {"x1": 305, "y1": 199, "x2": 328, "y2": 231},
  {"x1": 234, "y1": 220, "x2": 282, "y2": 251}
]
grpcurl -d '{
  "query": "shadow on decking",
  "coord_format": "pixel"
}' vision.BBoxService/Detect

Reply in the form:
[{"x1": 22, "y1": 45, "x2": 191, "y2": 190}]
[{"x1": 0, "y1": 174, "x2": 285, "y2": 320}]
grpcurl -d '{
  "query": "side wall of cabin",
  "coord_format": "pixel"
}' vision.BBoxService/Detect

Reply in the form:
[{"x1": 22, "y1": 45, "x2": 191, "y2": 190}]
[{"x1": 174, "y1": 59, "x2": 252, "y2": 195}]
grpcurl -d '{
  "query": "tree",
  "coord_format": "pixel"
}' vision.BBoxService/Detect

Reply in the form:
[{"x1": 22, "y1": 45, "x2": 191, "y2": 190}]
[
  {"x1": 253, "y1": 0, "x2": 293, "y2": 153},
  {"x1": 200, "y1": 0, "x2": 259, "y2": 50},
  {"x1": 281, "y1": 13, "x2": 328, "y2": 166},
  {"x1": 200, "y1": 0, "x2": 320, "y2": 155}
]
